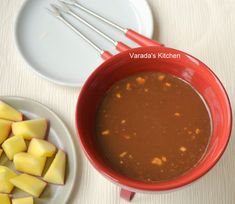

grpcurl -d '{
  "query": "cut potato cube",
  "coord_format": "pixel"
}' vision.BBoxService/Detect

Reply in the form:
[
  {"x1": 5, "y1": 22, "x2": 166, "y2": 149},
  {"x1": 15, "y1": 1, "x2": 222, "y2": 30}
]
[
  {"x1": 0, "y1": 149, "x2": 2, "y2": 157},
  {"x1": 12, "y1": 119, "x2": 48, "y2": 140},
  {"x1": 28, "y1": 138, "x2": 56, "y2": 157},
  {"x1": 12, "y1": 196, "x2": 34, "y2": 204},
  {"x1": 2, "y1": 135, "x2": 27, "y2": 160},
  {"x1": 0, "y1": 194, "x2": 11, "y2": 204},
  {"x1": 0, "y1": 166, "x2": 17, "y2": 193},
  {"x1": 0, "y1": 101, "x2": 23, "y2": 122},
  {"x1": 43, "y1": 150, "x2": 66, "y2": 185},
  {"x1": 10, "y1": 174, "x2": 47, "y2": 198},
  {"x1": 14, "y1": 152, "x2": 47, "y2": 176},
  {"x1": 0, "y1": 119, "x2": 12, "y2": 144}
]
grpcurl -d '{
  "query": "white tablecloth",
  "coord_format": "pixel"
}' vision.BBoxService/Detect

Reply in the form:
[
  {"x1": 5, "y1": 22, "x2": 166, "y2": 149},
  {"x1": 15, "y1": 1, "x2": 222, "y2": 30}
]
[{"x1": 0, "y1": 0, "x2": 234, "y2": 203}]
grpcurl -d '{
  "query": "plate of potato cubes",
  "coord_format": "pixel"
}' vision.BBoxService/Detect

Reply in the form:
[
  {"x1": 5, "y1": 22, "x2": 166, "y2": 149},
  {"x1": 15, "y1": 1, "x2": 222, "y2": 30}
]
[{"x1": 0, "y1": 96, "x2": 77, "y2": 204}]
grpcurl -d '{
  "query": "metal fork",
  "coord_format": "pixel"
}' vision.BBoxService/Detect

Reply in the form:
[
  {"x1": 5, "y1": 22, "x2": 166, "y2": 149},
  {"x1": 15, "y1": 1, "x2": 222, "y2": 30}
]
[
  {"x1": 57, "y1": 2, "x2": 130, "y2": 52},
  {"x1": 46, "y1": 4, "x2": 112, "y2": 60},
  {"x1": 58, "y1": 0, "x2": 161, "y2": 47},
  {"x1": 58, "y1": 0, "x2": 126, "y2": 33}
]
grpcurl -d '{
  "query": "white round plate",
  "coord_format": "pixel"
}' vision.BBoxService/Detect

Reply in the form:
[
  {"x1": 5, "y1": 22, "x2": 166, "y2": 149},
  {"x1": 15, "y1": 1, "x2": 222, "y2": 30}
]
[
  {"x1": 0, "y1": 96, "x2": 77, "y2": 204},
  {"x1": 15, "y1": 0, "x2": 154, "y2": 87}
]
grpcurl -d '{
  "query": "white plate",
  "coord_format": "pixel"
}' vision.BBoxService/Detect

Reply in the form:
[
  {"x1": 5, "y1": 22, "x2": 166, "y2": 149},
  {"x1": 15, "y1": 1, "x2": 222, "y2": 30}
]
[
  {"x1": 15, "y1": 0, "x2": 154, "y2": 87},
  {"x1": 0, "y1": 96, "x2": 77, "y2": 204}
]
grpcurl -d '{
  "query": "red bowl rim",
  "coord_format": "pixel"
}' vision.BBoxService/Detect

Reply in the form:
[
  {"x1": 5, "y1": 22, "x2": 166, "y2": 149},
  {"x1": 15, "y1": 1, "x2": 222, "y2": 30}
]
[{"x1": 75, "y1": 46, "x2": 233, "y2": 191}]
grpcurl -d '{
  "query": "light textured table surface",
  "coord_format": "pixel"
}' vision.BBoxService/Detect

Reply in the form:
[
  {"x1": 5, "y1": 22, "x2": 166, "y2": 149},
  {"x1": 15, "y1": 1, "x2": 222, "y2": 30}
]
[{"x1": 0, "y1": 0, "x2": 235, "y2": 204}]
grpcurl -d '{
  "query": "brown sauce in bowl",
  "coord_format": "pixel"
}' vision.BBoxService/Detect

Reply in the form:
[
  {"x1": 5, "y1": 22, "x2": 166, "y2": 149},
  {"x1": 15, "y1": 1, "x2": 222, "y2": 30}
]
[{"x1": 95, "y1": 72, "x2": 211, "y2": 182}]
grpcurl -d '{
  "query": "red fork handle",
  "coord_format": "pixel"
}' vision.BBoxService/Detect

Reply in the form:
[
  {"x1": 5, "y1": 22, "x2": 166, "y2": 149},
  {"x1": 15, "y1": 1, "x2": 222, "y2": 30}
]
[
  {"x1": 101, "y1": 29, "x2": 162, "y2": 61},
  {"x1": 116, "y1": 42, "x2": 131, "y2": 52},
  {"x1": 126, "y1": 29, "x2": 163, "y2": 47},
  {"x1": 101, "y1": 43, "x2": 130, "y2": 61},
  {"x1": 101, "y1": 51, "x2": 113, "y2": 60}
]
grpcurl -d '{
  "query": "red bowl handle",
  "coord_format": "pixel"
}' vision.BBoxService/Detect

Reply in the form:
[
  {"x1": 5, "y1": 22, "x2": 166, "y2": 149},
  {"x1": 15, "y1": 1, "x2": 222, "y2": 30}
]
[{"x1": 126, "y1": 29, "x2": 163, "y2": 47}]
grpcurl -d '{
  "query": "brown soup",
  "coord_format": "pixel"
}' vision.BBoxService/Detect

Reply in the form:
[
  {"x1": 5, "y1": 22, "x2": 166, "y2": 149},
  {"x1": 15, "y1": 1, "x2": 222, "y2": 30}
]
[{"x1": 95, "y1": 72, "x2": 211, "y2": 183}]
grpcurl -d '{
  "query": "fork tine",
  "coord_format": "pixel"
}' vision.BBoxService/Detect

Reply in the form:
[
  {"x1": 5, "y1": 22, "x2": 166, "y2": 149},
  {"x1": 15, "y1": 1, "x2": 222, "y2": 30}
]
[
  {"x1": 58, "y1": 0, "x2": 76, "y2": 6},
  {"x1": 45, "y1": 7, "x2": 59, "y2": 17},
  {"x1": 45, "y1": 4, "x2": 63, "y2": 18},
  {"x1": 45, "y1": 7, "x2": 53, "y2": 14},
  {"x1": 58, "y1": 2, "x2": 71, "y2": 13},
  {"x1": 50, "y1": 4, "x2": 60, "y2": 11},
  {"x1": 51, "y1": 4, "x2": 64, "y2": 16}
]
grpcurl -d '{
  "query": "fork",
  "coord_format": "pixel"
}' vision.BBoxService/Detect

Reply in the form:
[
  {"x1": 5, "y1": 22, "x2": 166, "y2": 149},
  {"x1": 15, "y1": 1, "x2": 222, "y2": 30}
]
[{"x1": 46, "y1": 4, "x2": 112, "y2": 60}]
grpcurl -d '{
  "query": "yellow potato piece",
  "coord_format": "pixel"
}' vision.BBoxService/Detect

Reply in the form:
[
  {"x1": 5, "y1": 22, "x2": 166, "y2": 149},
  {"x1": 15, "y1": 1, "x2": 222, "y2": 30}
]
[
  {"x1": 12, "y1": 196, "x2": 34, "y2": 204},
  {"x1": 14, "y1": 152, "x2": 47, "y2": 176},
  {"x1": 0, "y1": 101, "x2": 23, "y2": 122},
  {"x1": 0, "y1": 194, "x2": 11, "y2": 204},
  {"x1": 43, "y1": 150, "x2": 66, "y2": 185},
  {"x1": 0, "y1": 166, "x2": 17, "y2": 193},
  {"x1": 0, "y1": 119, "x2": 12, "y2": 144},
  {"x1": 2, "y1": 135, "x2": 27, "y2": 160},
  {"x1": 10, "y1": 174, "x2": 47, "y2": 198},
  {"x1": 0, "y1": 149, "x2": 3, "y2": 157},
  {"x1": 12, "y1": 119, "x2": 48, "y2": 140},
  {"x1": 28, "y1": 138, "x2": 56, "y2": 157}
]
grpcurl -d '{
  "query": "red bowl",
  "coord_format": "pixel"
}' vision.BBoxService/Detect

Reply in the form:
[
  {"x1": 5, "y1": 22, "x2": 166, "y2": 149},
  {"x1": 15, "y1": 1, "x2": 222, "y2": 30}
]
[{"x1": 75, "y1": 46, "x2": 232, "y2": 193}]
